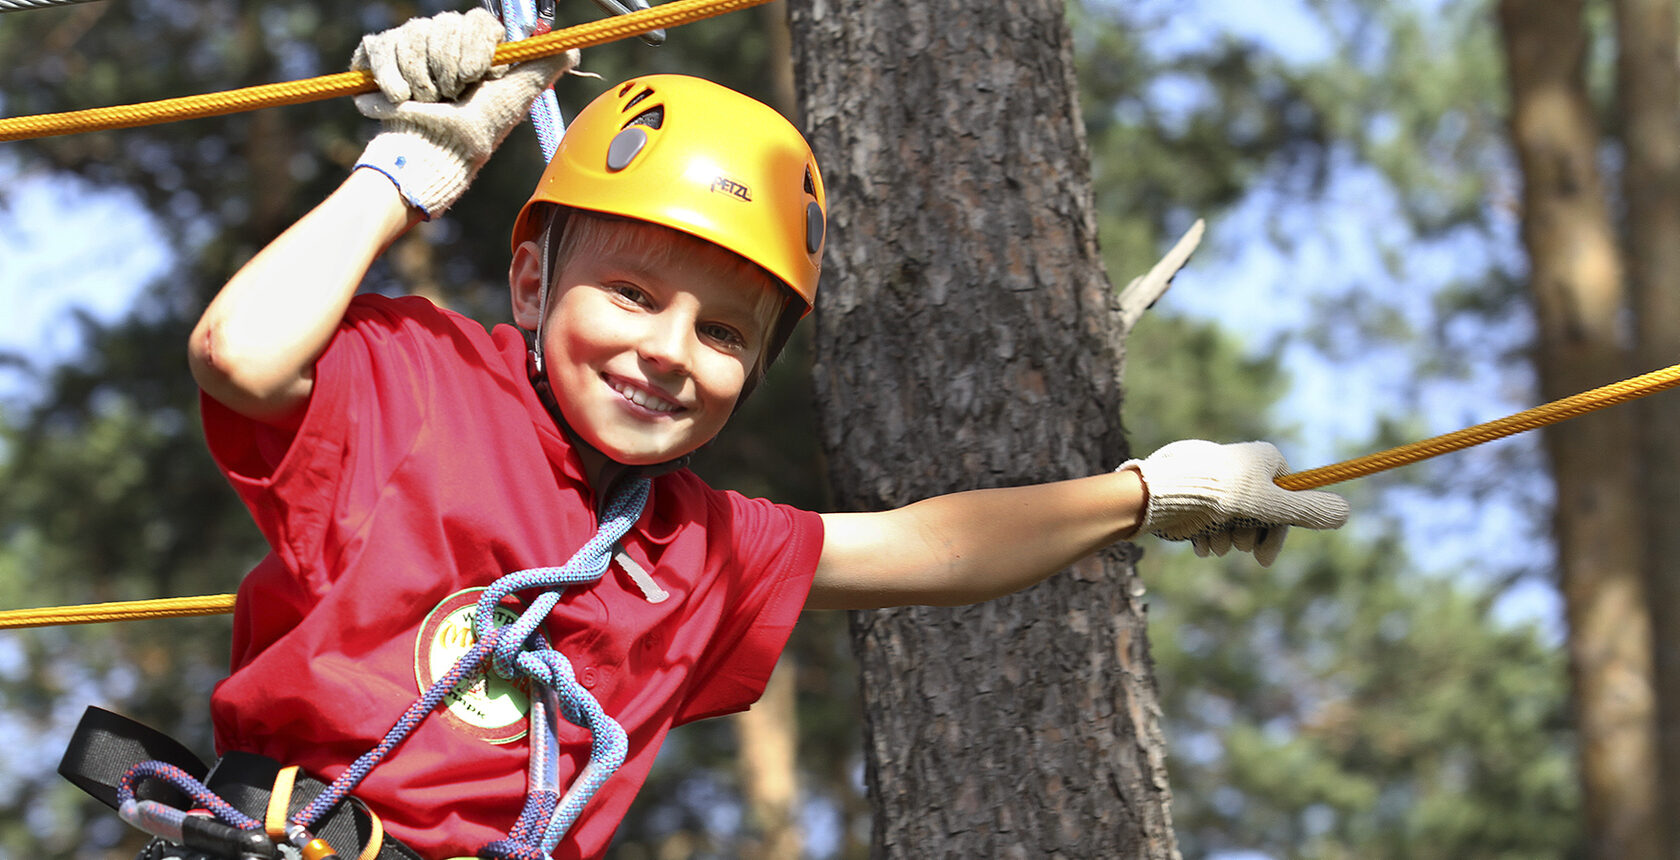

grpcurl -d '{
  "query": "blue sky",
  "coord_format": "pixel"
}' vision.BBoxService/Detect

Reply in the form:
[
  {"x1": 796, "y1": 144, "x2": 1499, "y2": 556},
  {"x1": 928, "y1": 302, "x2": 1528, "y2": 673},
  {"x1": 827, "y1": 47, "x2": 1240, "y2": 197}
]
[{"x1": 0, "y1": 155, "x2": 171, "y2": 395}]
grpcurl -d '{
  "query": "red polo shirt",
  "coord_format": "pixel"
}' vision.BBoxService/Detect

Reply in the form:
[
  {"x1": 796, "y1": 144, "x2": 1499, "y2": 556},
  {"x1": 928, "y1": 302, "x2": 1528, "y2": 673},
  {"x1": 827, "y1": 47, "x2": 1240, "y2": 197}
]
[{"x1": 201, "y1": 294, "x2": 822, "y2": 858}]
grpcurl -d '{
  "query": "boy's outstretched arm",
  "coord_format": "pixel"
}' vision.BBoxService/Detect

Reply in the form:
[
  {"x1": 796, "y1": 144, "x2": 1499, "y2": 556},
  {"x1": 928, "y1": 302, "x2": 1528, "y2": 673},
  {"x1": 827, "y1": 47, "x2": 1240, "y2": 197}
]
[
  {"x1": 811, "y1": 470, "x2": 1149, "y2": 610},
  {"x1": 188, "y1": 9, "x2": 573, "y2": 424},
  {"x1": 809, "y1": 440, "x2": 1350, "y2": 610}
]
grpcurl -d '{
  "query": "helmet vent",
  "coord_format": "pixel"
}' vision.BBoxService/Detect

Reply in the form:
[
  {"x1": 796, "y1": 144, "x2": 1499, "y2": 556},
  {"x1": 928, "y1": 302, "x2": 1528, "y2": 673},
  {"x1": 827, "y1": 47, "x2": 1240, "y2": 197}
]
[
  {"x1": 804, "y1": 167, "x2": 816, "y2": 196},
  {"x1": 625, "y1": 106, "x2": 664, "y2": 130},
  {"x1": 623, "y1": 85, "x2": 654, "y2": 110}
]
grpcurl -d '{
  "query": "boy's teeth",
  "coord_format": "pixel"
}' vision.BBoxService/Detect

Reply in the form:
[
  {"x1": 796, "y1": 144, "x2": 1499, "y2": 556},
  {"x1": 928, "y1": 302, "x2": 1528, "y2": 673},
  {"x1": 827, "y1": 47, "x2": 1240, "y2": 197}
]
[{"x1": 615, "y1": 382, "x2": 678, "y2": 413}]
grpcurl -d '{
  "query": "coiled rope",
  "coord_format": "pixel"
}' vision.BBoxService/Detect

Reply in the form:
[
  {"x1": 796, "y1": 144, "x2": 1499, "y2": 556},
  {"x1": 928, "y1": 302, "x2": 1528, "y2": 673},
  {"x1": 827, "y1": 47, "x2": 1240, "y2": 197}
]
[
  {"x1": 5, "y1": 359, "x2": 1680, "y2": 631},
  {"x1": 0, "y1": 0, "x2": 774, "y2": 142}
]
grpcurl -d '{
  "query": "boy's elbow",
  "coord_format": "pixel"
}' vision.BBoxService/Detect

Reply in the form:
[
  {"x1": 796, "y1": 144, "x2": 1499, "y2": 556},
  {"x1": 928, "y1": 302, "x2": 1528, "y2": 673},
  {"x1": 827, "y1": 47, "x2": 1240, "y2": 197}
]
[
  {"x1": 187, "y1": 320, "x2": 309, "y2": 421},
  {"x1": 187, "y1": 318, "x2": 248, "y2": 395},
  {"x1": 186, "y1": 319, "x2": 221, "y2": 385}
]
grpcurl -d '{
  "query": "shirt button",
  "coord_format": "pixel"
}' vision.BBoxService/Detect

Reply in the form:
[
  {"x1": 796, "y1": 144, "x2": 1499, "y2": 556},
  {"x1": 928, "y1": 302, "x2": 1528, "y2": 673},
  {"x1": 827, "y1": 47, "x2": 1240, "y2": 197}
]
[{"x1": 581, "y1": 667, "x2": 598, "y2": 688}]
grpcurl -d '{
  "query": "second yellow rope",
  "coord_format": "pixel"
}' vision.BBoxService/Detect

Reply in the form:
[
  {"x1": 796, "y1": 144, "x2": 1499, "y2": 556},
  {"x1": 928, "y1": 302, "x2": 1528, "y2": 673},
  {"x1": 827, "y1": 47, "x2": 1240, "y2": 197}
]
[
  {"x1": 11, "y1": 361, "x2": 1680, "y2": 628},
  {"x1": 1276, "y1": 360, "x2": 1680, "y2": 490}
]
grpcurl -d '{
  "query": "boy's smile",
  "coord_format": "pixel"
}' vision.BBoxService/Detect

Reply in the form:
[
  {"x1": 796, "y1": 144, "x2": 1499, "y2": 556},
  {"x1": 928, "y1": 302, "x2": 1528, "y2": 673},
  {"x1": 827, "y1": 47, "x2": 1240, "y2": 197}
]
[
  {"x1": 607, "y1": 378, "x2": 681, "y2": 414},
  {"x1": 524, "y1": 222, "x2": 780, "y2": 470}
]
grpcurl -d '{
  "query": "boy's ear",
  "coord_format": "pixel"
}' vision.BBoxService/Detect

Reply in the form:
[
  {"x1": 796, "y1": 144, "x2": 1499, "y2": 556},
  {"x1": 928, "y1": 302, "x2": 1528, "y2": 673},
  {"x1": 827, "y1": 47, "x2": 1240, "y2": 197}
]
[{"x1": 509, "y1": 240, "x2": 546, "y2": 331}]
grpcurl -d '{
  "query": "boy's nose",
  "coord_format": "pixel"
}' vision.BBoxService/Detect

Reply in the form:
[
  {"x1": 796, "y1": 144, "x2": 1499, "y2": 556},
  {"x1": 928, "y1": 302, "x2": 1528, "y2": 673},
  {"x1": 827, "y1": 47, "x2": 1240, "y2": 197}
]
[{"x1": 636, "y1": 313, "x2": 693, "y2": 376}]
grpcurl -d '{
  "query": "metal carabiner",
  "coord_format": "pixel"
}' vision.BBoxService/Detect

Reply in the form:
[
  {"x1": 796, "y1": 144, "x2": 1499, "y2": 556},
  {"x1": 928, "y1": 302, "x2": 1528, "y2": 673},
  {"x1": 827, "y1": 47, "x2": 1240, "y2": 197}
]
[
  {"x1": 479, "y1": 0, "x2": 663, "y2": 161},
  {"x1": 489, "y1": 0, "x2": 664, "y2": 47}
]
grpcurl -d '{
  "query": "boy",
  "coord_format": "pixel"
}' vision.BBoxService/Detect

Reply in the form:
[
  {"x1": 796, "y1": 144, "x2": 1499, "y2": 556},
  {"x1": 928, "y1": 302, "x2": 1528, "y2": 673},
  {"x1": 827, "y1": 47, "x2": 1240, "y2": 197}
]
[{"x1": 175, "y1": 9, "x2": 1347, "y2": 860}]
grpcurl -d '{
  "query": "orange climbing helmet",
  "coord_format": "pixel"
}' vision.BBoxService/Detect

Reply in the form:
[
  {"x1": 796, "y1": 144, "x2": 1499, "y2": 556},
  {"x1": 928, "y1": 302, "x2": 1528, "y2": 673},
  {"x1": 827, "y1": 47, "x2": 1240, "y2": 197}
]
[{"x1": 511, "y1": 74, "x2": 826, "y2": 313}]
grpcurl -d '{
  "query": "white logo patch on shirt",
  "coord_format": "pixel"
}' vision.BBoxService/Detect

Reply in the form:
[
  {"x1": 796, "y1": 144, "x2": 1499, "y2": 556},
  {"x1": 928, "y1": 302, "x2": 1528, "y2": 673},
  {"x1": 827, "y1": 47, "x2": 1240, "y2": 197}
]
[{"x1": 415, "y1": 588, "x2": 530, "y2": 744}]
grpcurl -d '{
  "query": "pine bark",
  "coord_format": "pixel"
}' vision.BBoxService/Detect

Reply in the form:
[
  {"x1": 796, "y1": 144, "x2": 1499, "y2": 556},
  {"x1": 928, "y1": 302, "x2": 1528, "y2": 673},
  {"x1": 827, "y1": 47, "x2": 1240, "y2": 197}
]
[
  {"x1": 1498, "y1": 2, "x2": 1661, "y2": 858},
  {"x1": 789, "y1": 1, "x2": 1178, "y2": 856}
]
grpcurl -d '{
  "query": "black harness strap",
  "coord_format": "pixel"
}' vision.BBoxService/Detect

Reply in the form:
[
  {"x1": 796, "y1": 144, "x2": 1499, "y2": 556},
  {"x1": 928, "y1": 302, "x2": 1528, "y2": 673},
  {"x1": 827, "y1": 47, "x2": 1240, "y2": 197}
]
[
  {"x1": 59, "y1": 706, "x2": 208, "y2": 811},
  {"x1": 59, "y1": 706, "x2": 423, "y2": 860}
]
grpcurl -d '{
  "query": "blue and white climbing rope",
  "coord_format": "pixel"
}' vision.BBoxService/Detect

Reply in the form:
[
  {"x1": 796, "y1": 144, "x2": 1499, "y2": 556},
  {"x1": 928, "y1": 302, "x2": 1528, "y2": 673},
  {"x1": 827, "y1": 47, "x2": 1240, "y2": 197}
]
[{"x1": 473, "y1": 477, "x2": 648, "y2": 856}]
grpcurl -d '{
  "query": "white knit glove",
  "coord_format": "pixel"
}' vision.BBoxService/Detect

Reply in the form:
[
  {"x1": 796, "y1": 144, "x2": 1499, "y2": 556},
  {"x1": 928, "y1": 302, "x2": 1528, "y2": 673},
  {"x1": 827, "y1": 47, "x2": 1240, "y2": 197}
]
[
  {"x1": 1119, "y1": 440, "x2": 1350, "y2": 567},
  {"x1": 350, "y1": 8, "x2": 578, "y2": 218}
]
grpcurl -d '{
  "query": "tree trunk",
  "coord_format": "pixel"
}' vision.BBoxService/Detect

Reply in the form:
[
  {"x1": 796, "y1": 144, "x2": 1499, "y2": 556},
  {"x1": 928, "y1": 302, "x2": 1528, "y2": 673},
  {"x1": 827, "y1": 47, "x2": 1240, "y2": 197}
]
[
  {"x1": 1613, "y1": 1, "x2": 1680, "y2": 853},
  {"x1": 1498, "y1": 3, "x2": 1661, "y2": 858},
  {"x1": 790, "y1": 1, "x2": 1178, "y2": 856}
]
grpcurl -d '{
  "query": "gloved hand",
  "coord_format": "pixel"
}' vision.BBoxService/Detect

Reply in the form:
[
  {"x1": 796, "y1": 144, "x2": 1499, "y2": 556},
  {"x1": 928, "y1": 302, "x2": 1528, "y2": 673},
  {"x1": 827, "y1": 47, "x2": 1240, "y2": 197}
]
[
  {"x1": 351, "y1": 8, "x2": 579, "y2": 218},
  {"x1": 1119, "y1": 440, "x2": 1349, "y2": 566}
]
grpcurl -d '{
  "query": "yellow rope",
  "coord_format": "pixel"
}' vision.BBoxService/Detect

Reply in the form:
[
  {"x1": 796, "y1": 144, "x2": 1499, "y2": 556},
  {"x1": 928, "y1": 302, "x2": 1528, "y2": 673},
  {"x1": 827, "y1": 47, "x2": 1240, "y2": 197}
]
[
  {"x1": 1277, "y1": 360, "x2": 1680, "y2": 490},
  {"x1": 0, "y1": 0, "x2": 774, "y2": 142},
  {"x1": 0, "y1": 593, "x2": 235, "y2": 630}
]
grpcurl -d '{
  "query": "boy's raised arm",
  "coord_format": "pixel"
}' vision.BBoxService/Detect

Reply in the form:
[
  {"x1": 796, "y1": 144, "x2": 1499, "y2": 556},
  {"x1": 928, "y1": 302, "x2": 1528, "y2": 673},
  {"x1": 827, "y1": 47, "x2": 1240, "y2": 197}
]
[
  {"x1": 809, "y1": 440, "x2": 1350, "y2": 610},
  {"x1": 188, "y1": 172, "x2": 416, "y2": 423},
  {"x1": 188, "y1": 9, "x2": 574, "y2": 424}
]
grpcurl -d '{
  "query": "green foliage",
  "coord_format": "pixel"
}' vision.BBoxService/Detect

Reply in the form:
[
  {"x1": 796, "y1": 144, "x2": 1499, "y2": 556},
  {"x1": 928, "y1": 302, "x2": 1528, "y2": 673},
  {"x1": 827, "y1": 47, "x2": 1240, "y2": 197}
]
[
  {"x1": 1122, "y1": 313, "x2": 1286, "y2": 456},
  {"x1": 1146, "y1": 535, "x2": 1578, "y2": 859},
  {"x1": 1076, "y1": 1, "x2": 1339, "y2": 273},
  {"x1": 0, "y1": 296, "x2": 253, "y2": 855}
]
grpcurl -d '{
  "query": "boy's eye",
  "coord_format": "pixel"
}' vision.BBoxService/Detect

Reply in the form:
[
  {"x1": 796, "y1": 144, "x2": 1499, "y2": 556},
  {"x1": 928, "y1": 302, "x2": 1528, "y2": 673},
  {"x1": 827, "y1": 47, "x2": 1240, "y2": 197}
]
[
  {"x1": 700, "y1": 322, "x2": 747, "y2": 350},
  {"x1": 608, "y1": 284, "x2": 651, "y2": 307}
]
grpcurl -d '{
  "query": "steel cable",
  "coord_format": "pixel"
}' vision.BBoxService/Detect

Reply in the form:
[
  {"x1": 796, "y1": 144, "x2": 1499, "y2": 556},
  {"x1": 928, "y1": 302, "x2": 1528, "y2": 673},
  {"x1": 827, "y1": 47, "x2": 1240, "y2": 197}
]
[{"x1": 0, "y1": 0, "x2": 104, "y2": 12}]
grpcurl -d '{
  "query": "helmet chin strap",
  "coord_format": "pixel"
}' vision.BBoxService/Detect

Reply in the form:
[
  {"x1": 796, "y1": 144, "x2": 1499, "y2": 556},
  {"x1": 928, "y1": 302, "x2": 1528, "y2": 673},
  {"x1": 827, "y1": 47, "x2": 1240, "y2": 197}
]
[
  {"x1": 526, "y1": 205, "x2": 565, "y2": 380},
  {"x1": 524, "y1": 207, "x2": 690, "y2": 507}
]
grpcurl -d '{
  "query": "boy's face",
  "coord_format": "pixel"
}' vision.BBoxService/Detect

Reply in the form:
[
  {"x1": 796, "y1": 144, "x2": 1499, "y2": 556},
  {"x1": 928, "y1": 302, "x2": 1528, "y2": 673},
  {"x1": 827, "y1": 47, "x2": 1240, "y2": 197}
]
[{"x1": 520, "y1": 233, "x2": 777, "y2": 467}]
